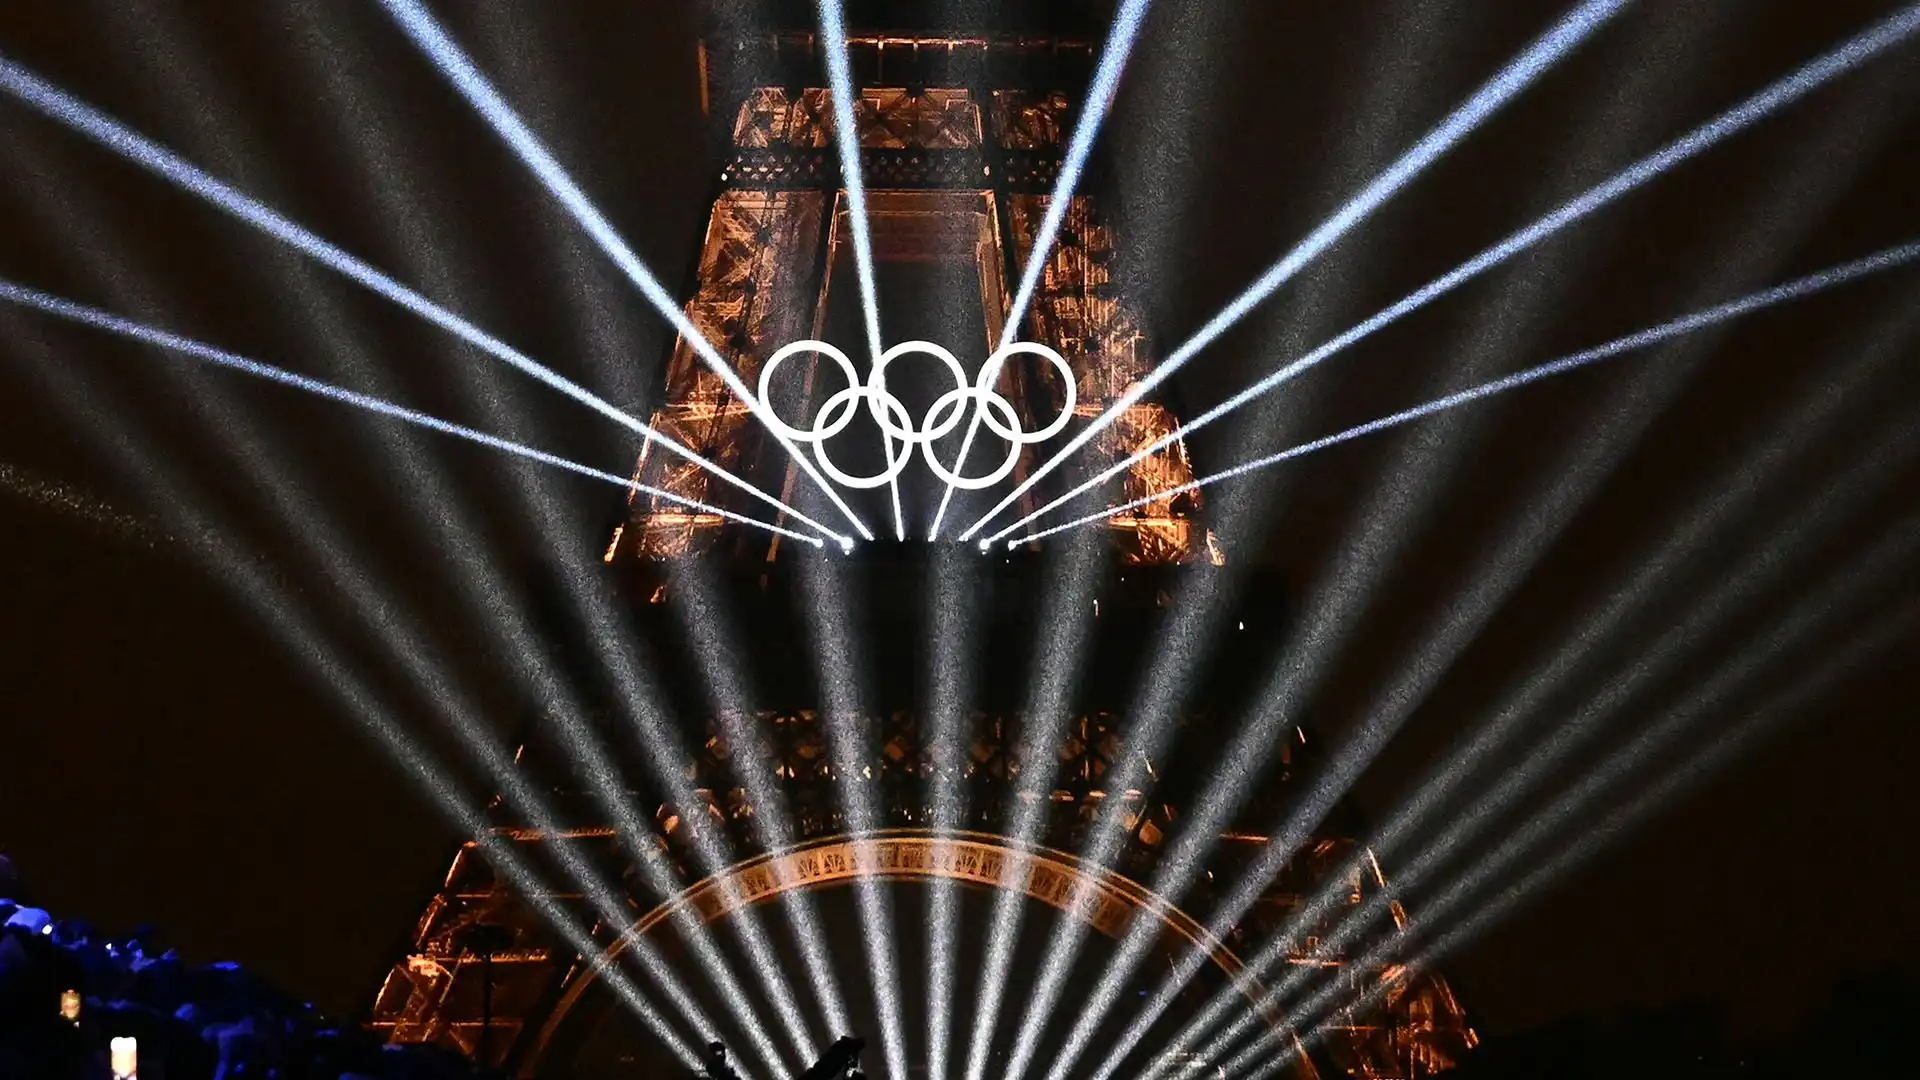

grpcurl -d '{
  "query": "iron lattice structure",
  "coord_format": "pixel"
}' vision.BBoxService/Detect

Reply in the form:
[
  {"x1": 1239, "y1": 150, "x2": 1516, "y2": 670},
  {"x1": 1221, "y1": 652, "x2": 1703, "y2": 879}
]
[{"x1": 372, "y1": 12, "x2": 1473, "y2": 1078}]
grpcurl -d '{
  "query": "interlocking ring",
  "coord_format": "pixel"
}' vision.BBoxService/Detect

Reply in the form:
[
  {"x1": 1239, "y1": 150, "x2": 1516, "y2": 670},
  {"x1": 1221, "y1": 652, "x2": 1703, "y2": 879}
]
[{"x1": 756, "y1": 338, "x2": 1076, "y2": 490}]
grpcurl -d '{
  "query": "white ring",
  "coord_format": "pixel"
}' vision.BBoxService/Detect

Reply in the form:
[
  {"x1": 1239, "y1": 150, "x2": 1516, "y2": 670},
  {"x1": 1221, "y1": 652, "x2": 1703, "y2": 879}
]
[{"x1": 755, "y1": 338, "x2": 1076, "y2": 491}]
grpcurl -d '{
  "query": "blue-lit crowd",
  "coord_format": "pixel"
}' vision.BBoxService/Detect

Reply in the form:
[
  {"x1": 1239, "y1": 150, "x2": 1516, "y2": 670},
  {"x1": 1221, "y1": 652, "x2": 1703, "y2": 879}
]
[{"x1": 0, "y1": 856, "x2": 486, "y2": 1080}]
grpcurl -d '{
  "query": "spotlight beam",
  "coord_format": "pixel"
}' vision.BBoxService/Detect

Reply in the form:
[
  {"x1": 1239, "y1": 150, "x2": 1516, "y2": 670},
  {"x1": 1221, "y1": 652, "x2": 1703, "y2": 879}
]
[
  {"x1": 1006, "y1": 239, "x2": 1920, "y2": 547},
  {"x1": 797, "y1": 555, "x2": 911, "y2": 1080},
  {"x1": 925, "y1": 547, "x2": 982, "y2": 1080},
  {"x1": 677, "y1": 564, "x2": 855, "y2": 1040},
  {"x1": 373, "y1": 0, "x2": 874, "y2": 541},
  {"x1": 0, "y1": 281, "x2": 824, "y2": 548},
  {"x1": 924, "y1": 0, "x2": 1153, "y2": 539},
  {"x1": 237, "y1": 17, "x2": 833, "y2": 1056},
  {"x1": 956, "y1": 0, "x2": 1630, "y2": 542},
  {"x1": 982, "y1": 1, "x2": 1920, "y2": 544},
  {"x1": 0, "y1": 55, "x2": 852, "y2": 548},
  {"x1": 4, "y1": 135, "x2": 775, "y2": 1070},
  {"x1": 961, "y1": 531, "x2": 1108, "y2": 1080},
  {"x1": 8, "y1": 348, "x2": 714, "y2": 1074},
  {"x1": 1240, "y1": 612, "x2": 1915, "y2": 1080},
  {"x1": 1175, "y1": 478, "x2": 1920, "y2": 1075},
  {"x1": 1080, "y1": 298, "x2": 1920, "y2": 1080},
  {"x1": 8, "y1": 205, "x2": 790, "y2": 1071},
  {"x1": 137, "y1": 346, "x2": 793, "y2": 1076},
  {"x1": 1221, "y1": 524, "x2": 1920, "y2": 1077},
  {"x1": 998, "y1": 577, "x2": 1241, "y2": 1080},
  {"x1": 809, "y1": 0, "x2": 906, "y2": 540},
  {"x1": 1038, "y1": 10, "x2": 1668, "y2": 1063},
  {"x1": 993, "y1": 240, "x2": 1920, "y2": 1076}
]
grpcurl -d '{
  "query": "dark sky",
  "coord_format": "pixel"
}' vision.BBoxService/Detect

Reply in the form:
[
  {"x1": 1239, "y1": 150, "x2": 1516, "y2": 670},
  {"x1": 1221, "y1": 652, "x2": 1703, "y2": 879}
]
[{"x1": 1, "y1": 0, "x2": 1918, "y2": 1053}]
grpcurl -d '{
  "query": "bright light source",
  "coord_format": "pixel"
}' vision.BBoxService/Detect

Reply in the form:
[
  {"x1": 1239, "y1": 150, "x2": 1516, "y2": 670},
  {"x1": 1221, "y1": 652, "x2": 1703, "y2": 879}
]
[
  {"x1": 60, "y1": 989, "x2": 80, "y2": 1024},
  {"x1": 0, "y1": 54, "x2": 845, "y2": 546},
  {"x1": 110, "y1": 1036, "x2": 136, "y2": 1080},
  {"x1": 956, "y1": 0, "x2": 1631, "y2": 542},
  {"x1": 374, "y1": 0, "x2": 875, "y2": 541},
  {"x1": 982, "y1": 1, "x2": 1920, "y2": 543},
  {"x1": 0, "y1": 280, "x2": 831, "y2": 548},
  {"x1": 1002, "y1": 239, "x2": 1920, "y2": 547}
]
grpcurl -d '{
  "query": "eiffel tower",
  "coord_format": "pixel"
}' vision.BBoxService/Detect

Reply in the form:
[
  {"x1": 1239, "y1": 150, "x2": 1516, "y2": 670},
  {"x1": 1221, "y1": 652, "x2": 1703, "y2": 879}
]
[{"x1": 369, "y1": 5, "x2": 1474, "y2": 1077}]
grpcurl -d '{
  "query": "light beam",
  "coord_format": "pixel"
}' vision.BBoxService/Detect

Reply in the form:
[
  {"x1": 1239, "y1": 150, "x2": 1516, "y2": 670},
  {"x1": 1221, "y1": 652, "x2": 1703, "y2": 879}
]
[
  {"x1": 373, "y1": 0, "x2": 875, "y2": 541},
  {"x1": 1079, "y1": 295, "x2": 1920, "y2": 1080},
  {"x1": 957, "y1": 0, "x2": 1631, "y2": 542},
  {"x1": 925, "y1": 546, "x2": 982, "y2": 1080},
  {"x1": 0, "y1": 280, "x2": 823, "y2": 548},
  {"x1": 0, "y1": 54, "x2": 851, "y2": 548},
  {"x1": 1225, "y1": 526, "x2": 1920, "y2": 1078},
  {"x1": 961, "y1": 529, "x2": 1108, "y2": 1080},
  {"x1": 808, "y1": 0, "x2": 905, "y2": 540},
  {"x1": 925, "y1": 0, "x2": 1154, "y2": 539},
  {"x1": 670, "y1": 562, "x2": 855, "y2": 1039},
  {"x1": 984, "y1": 0, "x2": 1920, "y2": 544},
  {"x1": 1005, "y1": 239, "x2": 1920, "y2": 547},
  {"x1": 9, "y1": 342, "x2": 714, "y2": 1074},
  {"x1": 797, "y1": 552, "x2": 911, "y2": 1080}
]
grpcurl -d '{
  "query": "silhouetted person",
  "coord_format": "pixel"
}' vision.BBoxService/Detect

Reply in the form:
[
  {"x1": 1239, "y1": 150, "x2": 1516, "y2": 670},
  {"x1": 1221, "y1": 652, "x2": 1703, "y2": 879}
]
[{"x1": 699, "y1": 1040, "x2": 740, "y2": 1080}]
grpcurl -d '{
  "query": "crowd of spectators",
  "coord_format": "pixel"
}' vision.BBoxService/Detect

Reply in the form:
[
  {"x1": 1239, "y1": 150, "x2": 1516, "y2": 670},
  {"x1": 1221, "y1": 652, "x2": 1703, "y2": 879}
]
[{"x1": 0, "y1": 854, "x2": 487, "y2": 1080}]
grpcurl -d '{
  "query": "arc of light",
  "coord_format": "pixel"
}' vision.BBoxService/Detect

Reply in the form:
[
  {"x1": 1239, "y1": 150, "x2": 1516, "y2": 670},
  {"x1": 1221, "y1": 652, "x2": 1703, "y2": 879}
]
[
  {"x1": 1221, "y1": 525, "x2": 1919, "y2": 1078},
  {"x1": 1080, "y1": 300, "x2": 1920, "y2": 1080},
  {"x1": 10, "y1": 350, "x2": 715, "y2": 1074},
  {"x1": 954, "y1": 0, "x2": 1630, "y2": 542},
  {"x1": 0, "y1": 54, "x2": 852, "y2": 549},
  {"x1": 0, "y1": 280, "x2": 823, "y2": 548},
  {"x1": 809, "y1": 0, "x2": 907, "y2": 541},
  {"x1": 980, "y1": 0, "x2": 1920, "y2": 545},
  {"x1": 924, "y1": 0, "x2": 1154, "y2": 540},
  {"x1": 373, "y1": 0, "x2": 874, "y2": 542},
  {"x1": 1005, "y1": 239, "x2": 1920, "y2": 548}
]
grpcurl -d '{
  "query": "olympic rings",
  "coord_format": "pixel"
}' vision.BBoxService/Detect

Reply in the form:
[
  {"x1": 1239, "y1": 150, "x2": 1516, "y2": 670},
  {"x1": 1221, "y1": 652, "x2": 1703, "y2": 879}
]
[{"x1": 756, "y1": 338, "x2": 1077, "y2": 491}]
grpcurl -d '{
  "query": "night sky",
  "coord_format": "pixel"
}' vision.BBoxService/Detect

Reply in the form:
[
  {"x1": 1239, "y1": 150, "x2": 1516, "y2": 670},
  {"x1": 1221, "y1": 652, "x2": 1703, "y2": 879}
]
[{"x1": 1, "y1": 0, "x2": 1918, "y2": 1053}]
